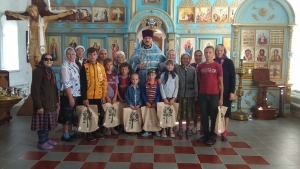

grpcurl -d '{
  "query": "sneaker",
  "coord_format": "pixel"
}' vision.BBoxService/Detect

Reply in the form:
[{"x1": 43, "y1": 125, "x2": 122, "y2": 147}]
[
  {"x1": 177, "y1": 129, "x2": 183, "y2": 136},
  {"x1": 37, "y1": 142, "x2": 54, "y2": 150},
  {"x1": 104, "y1": 128, "x2": 111, "y2": 136},
  {"x1": 161, "y1": 129, "x2": 167, "y2": 138},
  {"x1": 111, "y1": 128, "x2": 119, "y2": 135},
  {"x1": 61, "y1": 135, "x2": 73, "y2": 142},
  {"x1": 155, "y1": 131, "x2": 161, "y2": 137},
  {"x1": 186, "y1": 130, "x2": 192, "y2": 136},
  {"x1": 86, "y1": 133, "x2": 96, "y2": 141},
  {"x1": 141, "y1": 132, "x2": 151, "y2": 137},
  {"x1": 169, "y1": 129, "x2": 175, "y2": 138},
  {"x1": 46, "y1": 139, "x2": 57, "y2": 146}
]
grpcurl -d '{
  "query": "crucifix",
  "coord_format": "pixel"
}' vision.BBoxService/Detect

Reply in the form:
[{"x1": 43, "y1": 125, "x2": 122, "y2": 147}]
[
  {"x1": 3, "y1": 0, "x2": 77, "y2": 118},
  {"x1": 5, "y1": 0, "x2": 76, "y2": 70}
]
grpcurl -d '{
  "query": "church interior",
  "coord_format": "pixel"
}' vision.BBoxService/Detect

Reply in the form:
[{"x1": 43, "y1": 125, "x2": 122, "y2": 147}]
[{"x1": 0, "y1": 0, "x2": 300, "y2": 168}]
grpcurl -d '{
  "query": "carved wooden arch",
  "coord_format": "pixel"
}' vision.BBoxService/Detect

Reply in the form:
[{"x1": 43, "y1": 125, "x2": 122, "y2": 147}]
[{"x1": 128, "y1": 8, "x2": 175, "y2": 33}]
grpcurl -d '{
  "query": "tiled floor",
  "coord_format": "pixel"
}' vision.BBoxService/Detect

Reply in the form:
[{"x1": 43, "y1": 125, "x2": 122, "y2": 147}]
[{"x1": 1, "y1": 108, "x2": 300, "y2": 169}]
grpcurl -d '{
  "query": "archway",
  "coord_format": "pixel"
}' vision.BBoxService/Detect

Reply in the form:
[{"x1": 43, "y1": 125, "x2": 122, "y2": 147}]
[{"x1": 127, "y1": 8, "x2": 176, "y2": 57}]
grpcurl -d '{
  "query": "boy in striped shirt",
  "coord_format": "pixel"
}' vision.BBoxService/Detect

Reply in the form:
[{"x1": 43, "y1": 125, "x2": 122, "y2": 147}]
[{"x1": 141, "y1": 69, "x2": 161, "y2": 137}]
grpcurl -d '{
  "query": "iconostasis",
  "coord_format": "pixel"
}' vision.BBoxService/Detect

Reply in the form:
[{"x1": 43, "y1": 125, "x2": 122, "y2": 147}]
[{"x1": 232, "y1": 0, "x2": 294, "y2": 114}]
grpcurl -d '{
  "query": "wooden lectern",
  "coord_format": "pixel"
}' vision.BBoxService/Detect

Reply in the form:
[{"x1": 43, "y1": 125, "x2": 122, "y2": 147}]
[{"x1": 252, "y1": 69, "x2": 277, "y2": 120}]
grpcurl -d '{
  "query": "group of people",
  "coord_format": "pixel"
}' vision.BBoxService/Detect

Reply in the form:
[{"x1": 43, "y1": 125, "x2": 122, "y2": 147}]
[{"x1": 30, "y1": 29, "x2": 235, "y2": 150}]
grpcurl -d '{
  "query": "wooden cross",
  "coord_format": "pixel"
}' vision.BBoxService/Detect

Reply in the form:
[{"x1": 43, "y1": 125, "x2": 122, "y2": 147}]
[
  {"x1": 5, "y1": 0, "x2": 77, "y2": 70},
  {"x1": 6, "y1": 0, "x2": 76, "y2": 20}
]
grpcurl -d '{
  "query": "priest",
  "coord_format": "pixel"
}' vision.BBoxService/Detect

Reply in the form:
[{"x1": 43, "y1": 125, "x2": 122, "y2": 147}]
[{"x1": 129, "y1": 29, "x2": 166, "y2": 85}]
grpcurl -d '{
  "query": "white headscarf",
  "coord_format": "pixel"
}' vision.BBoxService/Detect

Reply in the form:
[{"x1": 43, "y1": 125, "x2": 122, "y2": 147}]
[{"x1": 62, "y1": 47, "x2": 79, "y2": 70}]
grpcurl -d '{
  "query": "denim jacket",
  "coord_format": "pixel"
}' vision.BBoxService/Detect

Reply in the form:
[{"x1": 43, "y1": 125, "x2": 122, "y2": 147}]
[{"x1": 125, "y1": 85, "x2": 142, "y2": 107}]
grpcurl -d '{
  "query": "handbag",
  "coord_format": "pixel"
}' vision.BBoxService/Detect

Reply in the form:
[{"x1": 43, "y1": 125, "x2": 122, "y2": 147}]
[
  {"x1": 102, "y1": 102, "x2": 121, "y2": 128},
  {"x1": 141, "y1": 106, "x2": 161, "y2": 132},
  {"x1": 214, "y1": 106, "x2": 228, "y2": 135},
  {"x1": 157, "y1": 102, "x2": 179, "y2": 128},
  {"x1": 123, "y1": 107, "x2": 142, "y2": 132},
  {"x1": 76, "y1": 105, "x2": 99, "y2": 133}
]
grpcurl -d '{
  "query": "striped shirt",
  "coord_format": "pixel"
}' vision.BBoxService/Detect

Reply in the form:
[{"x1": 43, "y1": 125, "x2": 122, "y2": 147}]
[{"x1": 145, "y1": 80, "x2": 157, "y2": 104}]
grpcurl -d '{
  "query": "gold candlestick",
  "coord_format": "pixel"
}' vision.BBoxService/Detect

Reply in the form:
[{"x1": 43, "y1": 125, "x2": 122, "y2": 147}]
[{"x1": 231, "y1": 59, "x2": 249, "y2": 121}]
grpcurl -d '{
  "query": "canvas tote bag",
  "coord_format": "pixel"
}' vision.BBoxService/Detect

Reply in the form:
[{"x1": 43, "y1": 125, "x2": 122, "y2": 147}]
[
  {"x1": 157, "y1": 102, "x2": 179, "y2": 128},
  {"x1": 214, "y1": 106, "x2": 228, "y2": 135},
  {"x1": 77, "y1": 105, "x2": 99, "y2": 133},
  {"x1": 123, "y1": 107, "x2": 142, "y2": 132},
  {"x1": 141, "y1": 106, "x2": 161, "y2": 132},
  {"x1": 102, "y1": 102, "x2": 121, "y2": 128}
]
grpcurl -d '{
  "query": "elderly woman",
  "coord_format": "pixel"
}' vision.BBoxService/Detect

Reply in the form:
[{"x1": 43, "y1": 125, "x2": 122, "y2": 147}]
[
  {"x1": 215, "y1": 44, "x2": 236, "y2": 142},
  {"x1": 58, "y1": 47, "x2": 81, "y2": 142},
  {"x1": 175, "y1": 53, "x2": 198, "y2": 137},
  {"x1": 113, "y1": 51, "x2": 128, "y2": 74},
  {"x1": 31, "y1": 53, "x2": 60, "y2": 150}
]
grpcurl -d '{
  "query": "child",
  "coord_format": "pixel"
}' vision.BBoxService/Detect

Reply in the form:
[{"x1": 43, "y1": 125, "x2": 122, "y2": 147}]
[
  {"x1": 125, "y1": 73, "x2": 142, "y2": 135},
  {"x1": 117, "y1": 62, "x2": 131, "y2": 132},
  {"x1": 141, "y1": 69, "x2": 161, "y2": 137},
  {"x1": 157, "y1": 49, "x2": 177, "y2": 78},
  {"x1": 190, "y1": 50, "x2": 203, "y2": 134},
  {"x1": 159, "y1": 60, "x2": 179, "y2": 138},
  {"x1": 197, "y1": 46, "x2": 223, "y2": 146},
  {"x1": 80, "y1": 47, "x2": 106, "y2": 141},
  {"x1": 104, "y1": 58, "x2": 119, "y2": 136},
  {"x1": 175, "y1": 53, "x2": 198, "y2": 137},
  {"x1": 118, "y1": 62, "x2": 131, "y2": 103}
]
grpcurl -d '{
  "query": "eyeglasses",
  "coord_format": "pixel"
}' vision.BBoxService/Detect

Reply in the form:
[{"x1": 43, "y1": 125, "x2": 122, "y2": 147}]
[{"x1": 44, "y1": 58, "x2": 53, "y2": 61}]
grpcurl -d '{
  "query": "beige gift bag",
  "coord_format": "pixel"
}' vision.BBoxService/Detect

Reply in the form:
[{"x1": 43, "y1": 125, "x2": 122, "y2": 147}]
[
  {"x1": 157, "y1": 102, "x2": 179, "y2": 128},
  {"x1": 141, "y1": 106, "x2": 161, "y2": 132},
  {"x1": 102, "y1": 102, "x2": 121, "y2": 128},
  {"x1": 77, "y1": 105, "x2": 99, "y2": 133},
  {"x1": 123, "y1": 107, "x2": 142, "y2": 132},
  {"x1": 214, "y1": 106, "x2": 228, "y2": 135},
  {"x1": 118, "y1": 103, "x2": 127, "y2": 125}
]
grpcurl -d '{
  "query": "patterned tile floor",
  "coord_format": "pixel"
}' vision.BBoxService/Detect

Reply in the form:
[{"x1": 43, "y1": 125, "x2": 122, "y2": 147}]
[{"x1": 1, "y1": 108, "x2": 300, "y2": 169}]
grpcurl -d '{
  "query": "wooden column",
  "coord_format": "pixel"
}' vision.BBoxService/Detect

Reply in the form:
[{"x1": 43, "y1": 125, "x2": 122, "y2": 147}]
[
  {"x1": 167, "y1": 33, "x2": 175, "y2": 50},
  {"x1": 128, "y1": 33, "x2": 136, "y2": 59},
  {"x1": 168, "y1": 0, "x2": 174, "y2": 20},
  {"x1": 130, "y1": 0, "x2": 136, "y2": 19},
  {"x1": 285, "y1": 25, "x2": 294, "y2": 103}
]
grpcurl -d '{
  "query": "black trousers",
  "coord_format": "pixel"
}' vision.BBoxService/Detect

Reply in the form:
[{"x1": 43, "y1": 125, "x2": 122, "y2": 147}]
[{"x1": 199, "y1": 94, "x2": 219, "y2": 140}]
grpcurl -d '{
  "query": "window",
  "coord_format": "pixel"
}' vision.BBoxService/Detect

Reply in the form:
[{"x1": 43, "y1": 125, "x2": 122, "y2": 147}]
[{"x1": 1, "y1": 15, "x2": 19, "y2": 71}]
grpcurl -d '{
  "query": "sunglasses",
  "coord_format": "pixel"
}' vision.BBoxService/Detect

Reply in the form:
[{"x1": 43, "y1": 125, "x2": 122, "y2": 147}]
[{"x1": 44, "y1": 58, "x2": 53, "y2": 61}]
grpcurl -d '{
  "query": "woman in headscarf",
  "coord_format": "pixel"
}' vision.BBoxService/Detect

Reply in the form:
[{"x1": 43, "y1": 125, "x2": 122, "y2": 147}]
[
  {"x1": 175, "y1": 53, "x2": 198, "y2": 137},
  {"x1": 113, "y1": 51, "x2": 129, "y2": 74},
  {"x1": 58, "y1": 47, "x2": 82, "y2": 142},
  {"x1": 214, "y1": 44, "x2": 236, "y2": 142},
  {"x1": 31, "y1": 53, "x2": 60, "y2": 150}
]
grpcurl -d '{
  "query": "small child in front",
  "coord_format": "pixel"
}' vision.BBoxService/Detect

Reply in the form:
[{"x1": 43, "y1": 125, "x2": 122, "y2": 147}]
[
  {"x1": 197, "y1": 46, "x2": 223, "y2": 146},
  {"x1": 141, "y1": 69, "x2": 161, "y2": 137},
  {"x1": 125, "y1": 73, "x2": 142, "y2": 135},
  {"x1": 104, "y1": 58, "x2": 119, "y2": 136},
  {"x1": 159, "y1": 60, "x2": 179, "y2": 138}
]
